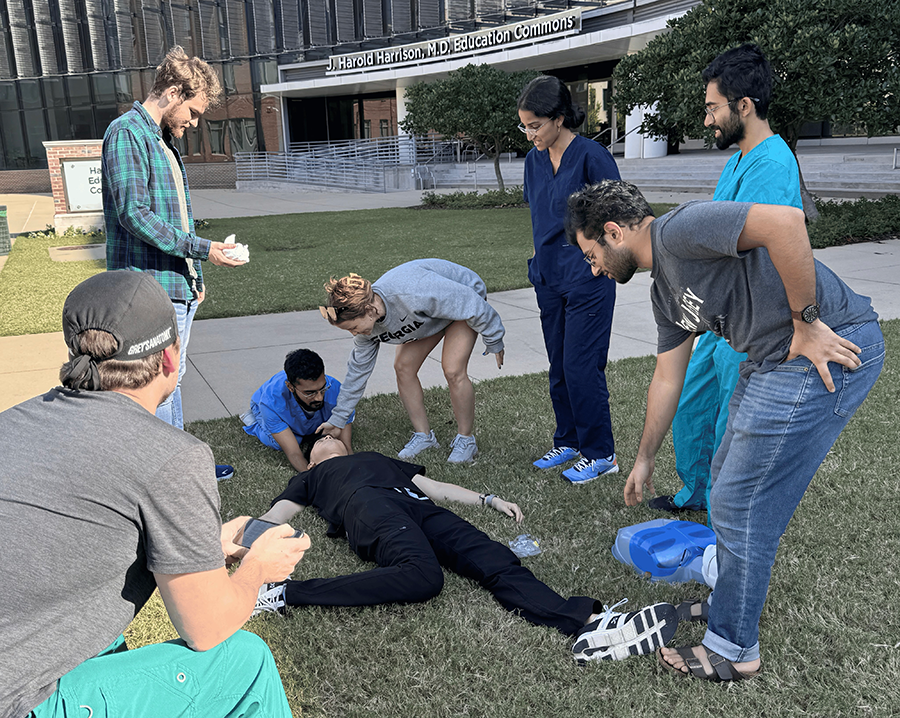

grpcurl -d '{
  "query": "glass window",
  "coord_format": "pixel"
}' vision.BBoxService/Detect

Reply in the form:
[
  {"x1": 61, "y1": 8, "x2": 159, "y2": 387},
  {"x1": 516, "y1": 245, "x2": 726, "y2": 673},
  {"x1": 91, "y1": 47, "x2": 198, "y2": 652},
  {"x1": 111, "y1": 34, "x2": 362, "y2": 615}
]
[
  {"x1": 95, "y1": 106, "x2": 119, "y2": 137},
  {"x1": 222, "y1": 63, "x2": 237, "y2": 95},
  {"x1": 19, "y1": 80, "x2": 42, "y2": 110},
  {"x1": 172, "y1": 134, "x2": 188, "y2": 155},
  {"x1": 23, "y1": 110, "x2": 48, "y2": 165},
  {"x1": 1, "y1": 111, "x2": 27, "y2": 168},
  {"x1": 363, "y1": 119, "x2": 371, "y2": 138},
  {"x1": 43, "y1": 77, "x2": 66, "y2": 106},
  {"x1": 0, "y1": 83, "x2": 18, "y2": 112},
  {"x1": 207, "y1": 119, "x2": 226, "y2": 154},
  {"x1": 93, "y1": 74, "x2": 117, "y2": 105},
  {"x1": 228, "y1": 118, "x2": 258, "y2": 153},
  {"x1": 70, "y1": 108, "x2": 95, "y2": 138},
  {"x1": 47, "y1": 108, "x2": 71, "y2": 140},
  {"x1": 253, "y1": 58, "x2": 279, "y2": 86},
  {"x1": 187, "y1": 125, "x2": 203, "y2": 156},
  {"x1": 68, "y1": 76, "x2": 92, "y2": 108},
  {"x1": 380, "y1": 119, "x2": 390, "y2": 136}
]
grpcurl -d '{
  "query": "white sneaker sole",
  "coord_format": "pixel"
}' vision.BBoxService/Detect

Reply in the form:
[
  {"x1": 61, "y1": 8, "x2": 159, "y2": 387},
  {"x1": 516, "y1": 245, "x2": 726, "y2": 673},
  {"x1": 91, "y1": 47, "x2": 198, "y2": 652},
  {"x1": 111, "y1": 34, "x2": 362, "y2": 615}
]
[{"x1": 572, "y1": 603, "x2": 678, "y2": 663}]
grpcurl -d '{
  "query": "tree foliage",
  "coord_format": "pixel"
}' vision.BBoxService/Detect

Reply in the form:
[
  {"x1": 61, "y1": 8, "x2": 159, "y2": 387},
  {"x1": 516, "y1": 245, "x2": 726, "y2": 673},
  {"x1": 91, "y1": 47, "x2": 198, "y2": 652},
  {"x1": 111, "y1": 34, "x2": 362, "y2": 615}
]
[
  {"x1": 400, "y1": 63, "x2": 541, "y2": 190},
  {"x1": 613, "y1": 0, "x2": 900, "y2": 151}
]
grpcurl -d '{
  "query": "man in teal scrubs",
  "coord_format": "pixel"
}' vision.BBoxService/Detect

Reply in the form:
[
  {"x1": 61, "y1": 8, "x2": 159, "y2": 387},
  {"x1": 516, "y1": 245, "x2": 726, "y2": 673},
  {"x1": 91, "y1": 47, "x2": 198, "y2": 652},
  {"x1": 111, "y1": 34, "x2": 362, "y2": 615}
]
[{"x1": 651, "y1": 44, "x2": 803, "y2": 515}]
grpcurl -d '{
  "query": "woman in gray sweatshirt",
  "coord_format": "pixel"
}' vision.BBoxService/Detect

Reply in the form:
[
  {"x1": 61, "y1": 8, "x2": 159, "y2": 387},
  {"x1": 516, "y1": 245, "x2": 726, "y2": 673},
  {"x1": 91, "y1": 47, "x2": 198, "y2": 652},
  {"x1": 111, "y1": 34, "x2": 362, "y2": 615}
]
[{"x1": 317, "y1": 259, "x2": 506, "y2": 464}]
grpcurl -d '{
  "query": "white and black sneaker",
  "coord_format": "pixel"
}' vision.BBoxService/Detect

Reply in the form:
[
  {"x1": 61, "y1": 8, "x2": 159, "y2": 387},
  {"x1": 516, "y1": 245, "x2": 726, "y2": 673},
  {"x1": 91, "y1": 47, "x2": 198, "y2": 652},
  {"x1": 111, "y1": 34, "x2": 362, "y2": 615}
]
[
  {"x1": 572, "y1": 599, "x2": 679, "y2": 663},
  {"x1": 252, "y1": 582, "x2": 287, "y2": 617}
]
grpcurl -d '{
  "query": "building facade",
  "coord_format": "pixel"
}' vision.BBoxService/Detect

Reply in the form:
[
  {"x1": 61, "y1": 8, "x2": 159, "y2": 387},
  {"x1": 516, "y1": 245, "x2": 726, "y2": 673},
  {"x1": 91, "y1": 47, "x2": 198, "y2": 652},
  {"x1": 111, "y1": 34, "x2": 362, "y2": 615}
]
[{"x1": 0, "y1": 0, "x2": 697, "y2": 179}]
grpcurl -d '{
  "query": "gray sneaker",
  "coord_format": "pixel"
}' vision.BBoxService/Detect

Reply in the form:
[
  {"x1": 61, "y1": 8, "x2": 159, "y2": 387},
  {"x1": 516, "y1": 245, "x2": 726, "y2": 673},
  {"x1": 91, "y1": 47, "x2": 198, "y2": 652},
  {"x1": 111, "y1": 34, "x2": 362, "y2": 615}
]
[
  {"x1": 398, "y1": 430, "x2": 440, "y2": 460},
  {"x1": 252, "y1": 582, "x2": 287, "y2": 617},
  {"x1": 447, "y1": 434, "x2": 478, "y2": 464},
  {"x1": 572, "y1": 599, "x2": 678, "y2": 663}
]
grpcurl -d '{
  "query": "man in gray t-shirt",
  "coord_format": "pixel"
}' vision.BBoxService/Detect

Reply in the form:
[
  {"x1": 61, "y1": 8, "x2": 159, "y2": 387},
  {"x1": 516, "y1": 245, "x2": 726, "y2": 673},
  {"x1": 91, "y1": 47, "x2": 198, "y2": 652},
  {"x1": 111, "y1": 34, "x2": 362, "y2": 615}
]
[
  {"x1": 0, "y1": 272, "x2": 309, "y2": 718},
  {"x1": 565, "y1": 181, "x2": 884, "y2": 683}
]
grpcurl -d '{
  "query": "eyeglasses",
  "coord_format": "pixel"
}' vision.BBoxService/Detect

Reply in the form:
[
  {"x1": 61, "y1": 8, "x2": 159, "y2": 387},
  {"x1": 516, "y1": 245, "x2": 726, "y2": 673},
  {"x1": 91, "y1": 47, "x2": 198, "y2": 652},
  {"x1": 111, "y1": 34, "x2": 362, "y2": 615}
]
[
  {"x1": 582, "y1": 237, "x2": 601, "y2": 267},
  {"x1": 294, "y1": 380, "x2": 331, "y2": 399},
  {"x1": 703, "y1": 97, "x2": 760, "y2": 117},
  {"x1": 517, "y1": 118, "x2": 553, "y2": 136}
]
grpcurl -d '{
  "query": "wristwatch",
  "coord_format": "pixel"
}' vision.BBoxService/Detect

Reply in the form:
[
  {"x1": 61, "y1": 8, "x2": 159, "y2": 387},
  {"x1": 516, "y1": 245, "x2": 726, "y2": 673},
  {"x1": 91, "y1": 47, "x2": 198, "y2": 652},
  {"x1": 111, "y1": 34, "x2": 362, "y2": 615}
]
[{"x1": 791, "y1": 303, "x2": 820, "y2": 323}]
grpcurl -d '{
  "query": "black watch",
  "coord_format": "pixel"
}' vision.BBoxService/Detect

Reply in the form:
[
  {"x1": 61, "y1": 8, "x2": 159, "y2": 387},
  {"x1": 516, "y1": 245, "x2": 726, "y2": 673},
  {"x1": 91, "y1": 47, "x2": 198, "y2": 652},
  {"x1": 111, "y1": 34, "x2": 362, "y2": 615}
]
[{"x1": 791, "y1": 303, "x2": 820, "y2": 323}]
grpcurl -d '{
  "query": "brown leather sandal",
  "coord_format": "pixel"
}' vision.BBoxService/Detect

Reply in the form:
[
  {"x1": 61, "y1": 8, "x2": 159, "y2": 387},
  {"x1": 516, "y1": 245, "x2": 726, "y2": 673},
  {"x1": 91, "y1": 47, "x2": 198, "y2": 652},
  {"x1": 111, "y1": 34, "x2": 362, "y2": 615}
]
[{"x1": 658, "y1": 645, "x2": 761, "y2": 682}]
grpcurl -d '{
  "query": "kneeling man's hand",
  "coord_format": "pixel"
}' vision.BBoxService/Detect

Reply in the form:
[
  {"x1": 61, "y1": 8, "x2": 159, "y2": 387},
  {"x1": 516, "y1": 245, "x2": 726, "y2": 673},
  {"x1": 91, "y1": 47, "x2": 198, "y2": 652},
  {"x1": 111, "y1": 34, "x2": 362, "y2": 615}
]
[{"x1": 247, "y1": 524, "x2": 312, "y2": 582}]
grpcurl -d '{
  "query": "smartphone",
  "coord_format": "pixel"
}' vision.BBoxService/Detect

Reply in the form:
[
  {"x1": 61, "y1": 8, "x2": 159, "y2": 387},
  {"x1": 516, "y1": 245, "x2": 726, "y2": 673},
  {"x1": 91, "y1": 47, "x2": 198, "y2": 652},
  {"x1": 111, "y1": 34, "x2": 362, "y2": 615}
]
[{"x1": 238, "y1": 518, "x2": 305, "y2": 549}]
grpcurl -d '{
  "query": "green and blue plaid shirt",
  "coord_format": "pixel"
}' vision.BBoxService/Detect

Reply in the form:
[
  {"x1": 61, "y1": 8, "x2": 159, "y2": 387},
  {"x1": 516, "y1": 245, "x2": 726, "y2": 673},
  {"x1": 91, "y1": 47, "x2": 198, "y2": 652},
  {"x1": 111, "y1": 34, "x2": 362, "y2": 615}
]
[{"x1": 103, "y1": 101, "x2": 211, "y2": 301}]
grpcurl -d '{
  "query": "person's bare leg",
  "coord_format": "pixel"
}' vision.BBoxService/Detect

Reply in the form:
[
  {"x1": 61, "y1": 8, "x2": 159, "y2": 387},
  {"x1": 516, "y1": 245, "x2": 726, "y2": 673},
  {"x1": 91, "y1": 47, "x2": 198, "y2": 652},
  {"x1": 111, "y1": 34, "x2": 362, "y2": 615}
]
[
  {"x1": 440, "y1": 321, "x2": 478, "y2": 436},
  {"x1": 394, "y1": 332, "x2": 443, "y2": 433}
]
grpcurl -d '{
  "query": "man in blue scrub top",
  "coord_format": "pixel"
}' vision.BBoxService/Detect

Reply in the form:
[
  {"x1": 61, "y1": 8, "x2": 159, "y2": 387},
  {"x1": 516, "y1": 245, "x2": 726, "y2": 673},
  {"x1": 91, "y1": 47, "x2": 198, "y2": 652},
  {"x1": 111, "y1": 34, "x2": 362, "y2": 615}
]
[
  {"x1": 651, "y1": 44, "x2": 803, "y2": 515},
  {"x1": 243, "y1": 348, "x2": 353, "y2": 472}
]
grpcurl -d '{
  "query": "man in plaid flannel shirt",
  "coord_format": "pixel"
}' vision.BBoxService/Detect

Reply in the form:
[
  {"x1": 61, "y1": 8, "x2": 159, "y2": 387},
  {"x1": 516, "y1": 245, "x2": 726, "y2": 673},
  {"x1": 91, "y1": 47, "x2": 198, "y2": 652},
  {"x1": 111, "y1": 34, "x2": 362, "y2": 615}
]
[{"x1": 102, "y1": 46, "x2": 245, "y2": 437}]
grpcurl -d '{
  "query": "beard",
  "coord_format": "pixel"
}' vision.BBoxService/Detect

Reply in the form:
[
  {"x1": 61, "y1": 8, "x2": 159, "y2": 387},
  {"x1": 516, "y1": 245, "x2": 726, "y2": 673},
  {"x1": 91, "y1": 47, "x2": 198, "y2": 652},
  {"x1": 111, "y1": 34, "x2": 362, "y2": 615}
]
[
  {"x1": 161, "y1": 104, "x2": 186, "y2": 137},
  {"x1": 712, "y1": 110, "x2": 745, "y2": 150},
  {"x1": 604, "y1": 243, "x2": 640, "y2": 284}
]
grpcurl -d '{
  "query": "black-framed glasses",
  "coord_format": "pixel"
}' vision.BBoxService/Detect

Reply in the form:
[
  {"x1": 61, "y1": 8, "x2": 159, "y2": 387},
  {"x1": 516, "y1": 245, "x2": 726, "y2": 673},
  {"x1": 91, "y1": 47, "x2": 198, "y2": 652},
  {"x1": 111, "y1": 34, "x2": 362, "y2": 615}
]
[
  {"x1": 517, "y1": 118, "x2": 552, "y2": 135},
  {"x1": 703, "y1": 97, "x2": 760, "y2": 118},
  {"x1": 582, "y1": 237, "x2": 601, "y2": 267},
  {"x1": 294, "y1": 380, "x2": 331, "y2": 399}
]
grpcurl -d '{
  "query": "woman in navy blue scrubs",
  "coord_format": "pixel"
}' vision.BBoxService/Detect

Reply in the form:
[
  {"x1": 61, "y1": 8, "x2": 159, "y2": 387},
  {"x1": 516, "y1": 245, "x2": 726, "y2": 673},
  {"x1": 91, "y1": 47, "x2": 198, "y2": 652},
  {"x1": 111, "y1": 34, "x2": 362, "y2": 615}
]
[{"x1": 517, "y1": 76, "x2": 620, "y2": 483}]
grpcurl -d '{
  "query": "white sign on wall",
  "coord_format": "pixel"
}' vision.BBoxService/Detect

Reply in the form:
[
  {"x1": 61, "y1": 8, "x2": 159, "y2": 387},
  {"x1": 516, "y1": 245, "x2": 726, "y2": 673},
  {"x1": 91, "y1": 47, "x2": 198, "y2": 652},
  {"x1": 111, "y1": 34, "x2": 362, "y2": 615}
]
[
  {"x1": 62, "y1": 158, "x2": 103, "y2": 213},
  {"x1": 327, "y1": 9, "x2": 582, "y2": 74}
]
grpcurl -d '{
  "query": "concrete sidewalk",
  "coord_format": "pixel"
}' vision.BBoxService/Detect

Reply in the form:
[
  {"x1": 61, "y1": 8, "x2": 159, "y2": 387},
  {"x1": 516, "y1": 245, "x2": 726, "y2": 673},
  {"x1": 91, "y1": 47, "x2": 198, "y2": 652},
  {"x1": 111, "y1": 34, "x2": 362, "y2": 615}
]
[{"x1": 2, "y1": 234, "x2": 897, "y2": 421}]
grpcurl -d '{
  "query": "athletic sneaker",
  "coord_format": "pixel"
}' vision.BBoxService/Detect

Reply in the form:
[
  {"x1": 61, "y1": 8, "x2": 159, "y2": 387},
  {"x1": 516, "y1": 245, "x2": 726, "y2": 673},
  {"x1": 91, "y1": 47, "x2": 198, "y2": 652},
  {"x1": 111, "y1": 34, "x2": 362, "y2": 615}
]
[
  {"x1": 533, "y1": 446, "x2": 580, "y2": 469},
  {"x1": 562, "y1": 455, "x2": 618, "y2": 484},
  {"x1": 572, "y1": 599, "x2": 679, "y2": 663},
  {"x1": 398, "y1": 430, "x2": 440, "y2": 460},
  {"x1": 252, "y1": 582, "x2": 287, "y2": 617},
  {"x1": 447, "y1": 434, "x2": 478, "y2": 464},
  {"x1": 215, "y1": 464, "x2": 234, "y2": 481}
]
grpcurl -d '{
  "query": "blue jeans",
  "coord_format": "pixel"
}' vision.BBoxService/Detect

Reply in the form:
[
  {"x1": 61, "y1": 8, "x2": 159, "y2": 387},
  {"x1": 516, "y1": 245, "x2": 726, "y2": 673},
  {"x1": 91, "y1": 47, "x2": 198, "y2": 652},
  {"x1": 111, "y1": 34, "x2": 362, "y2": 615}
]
[
  {"x1": 703, "y1": 321, "x2": 884, "y2": 662},
  {"x1": 533, "y1": 277, "x2": 616, "y2": 460},
  {"x1": 155, "y1": 299, "x2": 198, "y2": 430},
  {"x1": 671, "y1": 333, "x2": 746, "y2": 512}
]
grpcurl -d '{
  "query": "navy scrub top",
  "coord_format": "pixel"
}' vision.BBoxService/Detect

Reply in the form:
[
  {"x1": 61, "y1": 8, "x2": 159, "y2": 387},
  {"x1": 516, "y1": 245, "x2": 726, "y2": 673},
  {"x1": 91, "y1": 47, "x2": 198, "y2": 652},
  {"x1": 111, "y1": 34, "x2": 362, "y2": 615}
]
[{"x1": 523, "y1": 134, "x2": 620, "y2": 289}]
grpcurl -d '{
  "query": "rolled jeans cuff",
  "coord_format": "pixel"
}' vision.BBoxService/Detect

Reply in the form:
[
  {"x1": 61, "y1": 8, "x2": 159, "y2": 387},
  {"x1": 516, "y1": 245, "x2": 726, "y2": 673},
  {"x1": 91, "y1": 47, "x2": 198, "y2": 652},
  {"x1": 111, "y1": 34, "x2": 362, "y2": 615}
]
[{"x1": 702, "y1": 626, "x2": 760, "y2": 663}]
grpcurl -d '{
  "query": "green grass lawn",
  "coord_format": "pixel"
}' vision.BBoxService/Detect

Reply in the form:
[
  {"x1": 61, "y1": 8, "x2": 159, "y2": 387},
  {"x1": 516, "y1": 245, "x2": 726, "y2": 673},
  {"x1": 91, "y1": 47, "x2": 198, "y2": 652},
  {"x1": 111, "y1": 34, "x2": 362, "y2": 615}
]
[
  {"x1": 0, "y1": 203, "x2": 675, "y2": 336},
  {"x1": 126, "y1": 320, "x2": 900, "y2": 718}
]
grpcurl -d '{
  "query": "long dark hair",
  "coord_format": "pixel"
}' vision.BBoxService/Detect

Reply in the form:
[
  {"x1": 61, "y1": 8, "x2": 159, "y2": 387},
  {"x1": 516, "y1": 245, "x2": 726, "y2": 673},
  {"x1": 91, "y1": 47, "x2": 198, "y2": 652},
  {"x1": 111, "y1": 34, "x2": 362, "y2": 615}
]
[{"x1": 517, "y1": 75, "x2": 585, "y2": 129}]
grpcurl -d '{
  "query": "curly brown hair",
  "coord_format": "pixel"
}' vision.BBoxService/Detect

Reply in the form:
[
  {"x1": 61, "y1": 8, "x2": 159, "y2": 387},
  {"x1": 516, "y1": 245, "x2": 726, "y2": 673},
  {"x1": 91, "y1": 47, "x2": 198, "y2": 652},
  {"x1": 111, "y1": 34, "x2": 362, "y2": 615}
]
[
  {"x1": 320, "y1": 273, "x2": 375, "y2": 325},
  {"x1": 150, "y1": 46, "x2": 222, "y2": 107}
]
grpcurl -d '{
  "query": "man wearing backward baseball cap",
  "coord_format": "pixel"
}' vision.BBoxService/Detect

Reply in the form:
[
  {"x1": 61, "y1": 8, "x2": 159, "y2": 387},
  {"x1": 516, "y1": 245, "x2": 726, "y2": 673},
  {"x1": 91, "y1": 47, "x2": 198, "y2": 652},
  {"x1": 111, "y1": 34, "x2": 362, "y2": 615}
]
[{"x1": 0, "y1": 271, "x2": 308, "y2": 718}]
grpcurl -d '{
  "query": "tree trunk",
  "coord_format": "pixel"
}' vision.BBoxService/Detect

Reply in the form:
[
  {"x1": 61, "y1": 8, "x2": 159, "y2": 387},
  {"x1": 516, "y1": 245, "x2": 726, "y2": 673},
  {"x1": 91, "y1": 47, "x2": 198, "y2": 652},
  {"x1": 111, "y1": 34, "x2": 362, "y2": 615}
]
[
  {"x1": 492, "y1": 152, "x2": 505, "y2": 192},
  {"x1": 797, "y1": 165, "x2": 820, "y2": 224},
  {"x1": 781, "y1": 124, "x2": 819, "y2": 223}
]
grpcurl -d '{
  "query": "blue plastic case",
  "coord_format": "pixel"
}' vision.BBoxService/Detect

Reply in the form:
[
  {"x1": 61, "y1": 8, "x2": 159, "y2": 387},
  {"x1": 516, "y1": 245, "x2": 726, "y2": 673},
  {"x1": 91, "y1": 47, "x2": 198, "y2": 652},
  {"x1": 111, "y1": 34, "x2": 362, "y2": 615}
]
[{"x1": 611, "y1": 519, "x2": 716, "y2": 585}]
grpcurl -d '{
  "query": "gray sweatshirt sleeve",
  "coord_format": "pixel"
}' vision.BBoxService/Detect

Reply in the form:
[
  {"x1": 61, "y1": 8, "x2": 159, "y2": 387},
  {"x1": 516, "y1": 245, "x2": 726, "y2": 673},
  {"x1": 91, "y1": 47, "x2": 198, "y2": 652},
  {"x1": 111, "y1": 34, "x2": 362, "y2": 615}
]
[
  {"x1": 328, "y1": 336, "x2": 380, "y2": 428},
  {"x1": 410, "y1": 273, "x2": 506, "y2": 353}
]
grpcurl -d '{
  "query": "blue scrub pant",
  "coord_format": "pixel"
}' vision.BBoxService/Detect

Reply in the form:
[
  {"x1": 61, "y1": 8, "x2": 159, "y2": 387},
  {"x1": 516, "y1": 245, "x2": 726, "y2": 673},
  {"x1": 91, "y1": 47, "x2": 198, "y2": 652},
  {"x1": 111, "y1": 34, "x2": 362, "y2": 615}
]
[
  {"x1": 670, "y1": 333, "x2": 746, "y2": 511},
  {"x1": 703, "y1": 321, "x2": 883, "y2": 662},
  {"x1": 31, "y1": 631, "x2": 292, "y2": 717},
  {"x1": 533, "y1": 277, "x2": 616, "y2": 460}
]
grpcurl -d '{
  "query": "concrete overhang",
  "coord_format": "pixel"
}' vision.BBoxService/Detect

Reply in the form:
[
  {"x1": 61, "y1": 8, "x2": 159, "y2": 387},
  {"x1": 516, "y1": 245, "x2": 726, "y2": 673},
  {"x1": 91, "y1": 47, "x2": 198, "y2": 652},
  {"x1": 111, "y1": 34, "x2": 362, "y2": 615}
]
[{"x1": 261, "y1": 13, "x2": 682, "y2": 99}]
